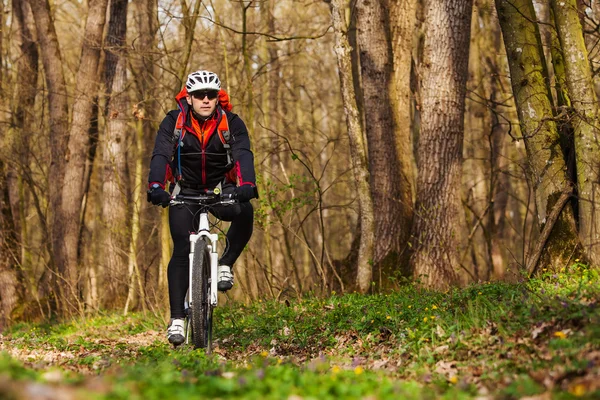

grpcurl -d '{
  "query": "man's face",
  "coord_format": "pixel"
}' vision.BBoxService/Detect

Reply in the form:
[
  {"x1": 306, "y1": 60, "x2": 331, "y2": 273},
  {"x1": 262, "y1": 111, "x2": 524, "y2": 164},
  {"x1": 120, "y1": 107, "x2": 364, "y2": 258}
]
[{"x1": 187, "y1": 90, "x2": 219, "y2": 118}]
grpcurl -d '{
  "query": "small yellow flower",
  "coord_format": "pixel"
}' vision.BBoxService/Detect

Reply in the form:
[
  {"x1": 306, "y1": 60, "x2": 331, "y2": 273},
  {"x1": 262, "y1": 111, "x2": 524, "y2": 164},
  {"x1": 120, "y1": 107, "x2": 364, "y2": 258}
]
[
  {"x1": 260, "y1": 350, "x2": 269, "y2": 357},
  {"x1": 449, "y1": 376, "x2": 458, "y2": 384},
  {"x1": 408, "y1": 305, "x2": 412, "y2": 309},
  {"x1": 430, "y1": 315, "x2": 436, "y2": 319},
  {"x1": 277, "y1": 358, "x2": 282, "y2": 364},
  {"x1": 575, "y1": 259, "x2": 580, "y2": 262},
  {"x1": 554, "y1": 331, "x2": 567, "y2": 339},
  {"x1": 423, "y1": 317, "x2": 428, "y2": 322},
  {"x1": 371, "y1": 319, "x2": 374, "y2": 323},
  {"x1": 386, "y1": 315, "x2": 391, "y2": 320},
  {"x1": 425, "y1": 307, "x2": 429, "y2": 311},
  {"x1": 478, "y1": 292, "x2": 482, "y2": 295},
  {"x1": 571, "y1": 384, "x2": 586, "y2": 397},
  {"x1": 331, "y1": 365, "x2": 341, "y2": 374},
  {"x1": 432, "y1": 305, "x2": 438, "y2": 310},
  {"x1": 354, "y1": 366, "x2": 364, "y2": 375}
]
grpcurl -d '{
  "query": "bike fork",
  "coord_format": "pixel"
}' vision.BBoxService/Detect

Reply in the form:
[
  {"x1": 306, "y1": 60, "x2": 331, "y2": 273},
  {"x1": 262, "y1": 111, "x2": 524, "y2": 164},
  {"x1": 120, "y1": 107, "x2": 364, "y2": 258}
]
[
  {"x1": 185, "y1": 234, "x2": 202, "y2": 345},
  {"x1": 208, "y1": 233, "x2": 219, "y2": 307}
]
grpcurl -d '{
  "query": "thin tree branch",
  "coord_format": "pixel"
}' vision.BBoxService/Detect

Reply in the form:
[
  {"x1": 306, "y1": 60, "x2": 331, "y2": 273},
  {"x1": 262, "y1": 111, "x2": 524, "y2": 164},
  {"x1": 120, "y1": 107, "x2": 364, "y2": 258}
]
[
  {"x1": 200, "y1": 15, "x2": 332, "y2": 42},
  {"x1": 526, "y1": 186, "x2": 573, "y2": 277}
]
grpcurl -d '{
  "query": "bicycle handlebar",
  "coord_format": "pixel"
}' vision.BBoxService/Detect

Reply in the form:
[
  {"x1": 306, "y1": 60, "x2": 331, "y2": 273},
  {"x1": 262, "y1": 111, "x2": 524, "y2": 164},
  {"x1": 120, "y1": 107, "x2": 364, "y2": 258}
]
[{"x1": 169, "y1": 191, "x2": 236, "y2": 207}]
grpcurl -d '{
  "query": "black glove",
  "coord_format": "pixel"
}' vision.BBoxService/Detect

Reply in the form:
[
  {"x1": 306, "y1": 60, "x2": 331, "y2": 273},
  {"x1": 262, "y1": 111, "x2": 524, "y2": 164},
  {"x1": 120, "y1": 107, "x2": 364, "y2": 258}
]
[
  {"x1": 234, "y1": 184, "x2": 256, "y2": 202},
  {"x1": 148, "y1": 184, "x2": 171, "y2": 208}
]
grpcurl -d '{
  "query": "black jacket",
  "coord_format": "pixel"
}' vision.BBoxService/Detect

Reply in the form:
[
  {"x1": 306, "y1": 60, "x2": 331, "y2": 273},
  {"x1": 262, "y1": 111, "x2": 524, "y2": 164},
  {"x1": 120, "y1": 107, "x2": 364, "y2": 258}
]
[{"x1": 148, "y1": 99, "x2": 257, "y2": 193}]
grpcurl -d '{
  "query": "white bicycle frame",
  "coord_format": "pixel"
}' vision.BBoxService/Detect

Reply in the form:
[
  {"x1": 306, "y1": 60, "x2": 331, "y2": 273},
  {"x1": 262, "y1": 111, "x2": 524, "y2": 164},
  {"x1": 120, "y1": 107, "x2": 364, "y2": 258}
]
[
  {"x1": 171, "y1": 189, "x2": 235, "y2": 347},
  {"x1": 188, "y1": 211, "x2": 220, "y2": 308}
]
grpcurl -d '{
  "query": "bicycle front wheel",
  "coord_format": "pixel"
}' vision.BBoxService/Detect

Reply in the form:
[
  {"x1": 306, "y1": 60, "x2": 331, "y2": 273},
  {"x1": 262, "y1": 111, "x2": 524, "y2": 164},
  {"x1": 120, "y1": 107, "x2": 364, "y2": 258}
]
[{"x1": 190, "y1": 238, "x2": 213, "y2": 351}]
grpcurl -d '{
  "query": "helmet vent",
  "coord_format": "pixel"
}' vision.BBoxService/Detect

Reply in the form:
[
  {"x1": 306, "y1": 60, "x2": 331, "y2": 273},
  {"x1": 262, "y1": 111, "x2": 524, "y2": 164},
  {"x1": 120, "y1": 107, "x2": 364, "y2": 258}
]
[{"x1": 185, "y1": 70, "x2": 221, "y2": 92}]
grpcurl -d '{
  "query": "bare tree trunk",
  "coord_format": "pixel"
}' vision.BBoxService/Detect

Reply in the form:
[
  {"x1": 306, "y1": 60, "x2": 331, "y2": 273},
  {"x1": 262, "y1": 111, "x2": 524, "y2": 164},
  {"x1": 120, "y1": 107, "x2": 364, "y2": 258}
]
[
  {"x1": 552, "y1": 0, "x2": 600, "y2": 265},
  {"x1": 124, "y1": 117, "x2": 147, "y2": 314},
  {"x1": 0, "y1": 0, "x2": 21, "y2": 324},
  {"x1": 51, "y1": 0, "x2": 109, "y2": 315},
  {"x1": 257, "y1": 0, "x2": 272, "y2": 290},
  {"x1": 495, "y1": 0, "x2": 582, "y2": 272},
  {"x1": 101, "y1": 57, "x2": 129, "y2": 307},
  {"x1": 484, "y1": 5, "x2": 523, "y2": 279},
  {"x1": 330, "y1": 0, "x2": 375, "y2": 293},
  {"x1": 29, "y1": 0, "x2": 70, "y2": 313},
  {"x1": 389, "y1": 0, "x2": 417, "y2": 265},
  {"x1": 355, "y1": 0, "x2": 411, "y2": 275},
  {"x1": 256, "y1": 0, "x2": 282, "y2": 295},
  {"x1": 548, "y1": 4, "x2": 580, "y2": 260},
  {"x1": 409, "y1": 0, "x2": 473, "y2": 289},
  {"x1": 11, "y1": 0, "x2": 38, "y2": 282},
  {"x1": 132, "y1": 0, "x2": 160, "y2": 309},
  {"x1": 463, "y1": 0, "x2": 495, "y2": 280},
  {"x1": 0, "y1": 172, "x2": 20, "y2": 330},
  {"x1": 101, "y1": 0, "x2": 129, "y2": 308}
]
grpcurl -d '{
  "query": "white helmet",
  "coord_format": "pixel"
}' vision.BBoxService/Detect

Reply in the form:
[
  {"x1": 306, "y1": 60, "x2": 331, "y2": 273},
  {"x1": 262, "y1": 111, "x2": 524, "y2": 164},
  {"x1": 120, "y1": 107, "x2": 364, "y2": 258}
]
[{"x1": 186, "y1": 70, "x2": 221, "y2": 92}]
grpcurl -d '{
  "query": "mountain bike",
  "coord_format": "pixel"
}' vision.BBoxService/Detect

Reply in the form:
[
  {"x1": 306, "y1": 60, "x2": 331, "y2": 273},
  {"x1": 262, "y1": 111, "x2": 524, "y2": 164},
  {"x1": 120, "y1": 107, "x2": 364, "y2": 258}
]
[{"x1": 170, "y1": 188, "x2": 236, "y2": 353}]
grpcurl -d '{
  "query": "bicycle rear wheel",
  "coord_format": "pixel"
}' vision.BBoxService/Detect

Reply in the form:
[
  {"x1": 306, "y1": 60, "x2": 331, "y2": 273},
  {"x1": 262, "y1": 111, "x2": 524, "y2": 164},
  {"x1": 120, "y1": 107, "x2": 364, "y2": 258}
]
[{"x1": 190, "y1": 238, "x2": 213, "y2": 351}]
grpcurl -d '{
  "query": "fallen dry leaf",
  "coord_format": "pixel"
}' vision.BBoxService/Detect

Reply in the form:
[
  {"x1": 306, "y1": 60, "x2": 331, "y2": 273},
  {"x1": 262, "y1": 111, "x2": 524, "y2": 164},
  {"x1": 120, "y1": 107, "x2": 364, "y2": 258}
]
[
  {"x1": 434, "y1": 344, "x2": 449, "y2": 354},
  {"x1": 531, "y1": 322, "x2": 552, "y2": 340},
  {"x1": 435, "y1": 360, "x2": 458, "y2": 378}
]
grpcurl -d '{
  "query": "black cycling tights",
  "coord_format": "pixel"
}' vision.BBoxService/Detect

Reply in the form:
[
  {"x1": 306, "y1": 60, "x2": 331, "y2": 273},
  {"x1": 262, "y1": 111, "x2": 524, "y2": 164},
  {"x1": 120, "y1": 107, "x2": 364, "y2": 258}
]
[{"x1": 167, "y1": 200, "x2": 253, "y2": 318}]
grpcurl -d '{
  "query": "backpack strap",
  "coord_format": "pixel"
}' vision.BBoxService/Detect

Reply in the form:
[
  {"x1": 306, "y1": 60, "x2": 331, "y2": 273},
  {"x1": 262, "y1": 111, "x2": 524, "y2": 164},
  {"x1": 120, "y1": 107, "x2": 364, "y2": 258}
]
[
  {"x1": 173, "y1": 112, "x2": 184, "y2": 147},
  {"x1": 173, "y1": 111, "x2": 185, "y2": 181},
  {"x1": 217, "y1": 108, "x2": 234, "y2": 169}
]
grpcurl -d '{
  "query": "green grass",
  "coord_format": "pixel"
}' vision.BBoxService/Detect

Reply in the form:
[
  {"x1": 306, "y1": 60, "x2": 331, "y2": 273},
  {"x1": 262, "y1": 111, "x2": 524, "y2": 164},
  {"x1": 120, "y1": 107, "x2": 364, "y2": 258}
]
[{"x1": 0, "y1": 263, "x2": 598, "y2": 399}]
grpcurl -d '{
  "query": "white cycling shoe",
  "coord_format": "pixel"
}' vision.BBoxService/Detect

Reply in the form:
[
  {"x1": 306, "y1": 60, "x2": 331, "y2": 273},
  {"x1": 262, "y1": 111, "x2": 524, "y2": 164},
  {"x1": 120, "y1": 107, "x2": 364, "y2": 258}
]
[
  {"x1": 167, "y1": 318, "x2": 185, "y2": 347},
  {"x1": 217, "y1": 265, "x2": 234, "y2": 292}
]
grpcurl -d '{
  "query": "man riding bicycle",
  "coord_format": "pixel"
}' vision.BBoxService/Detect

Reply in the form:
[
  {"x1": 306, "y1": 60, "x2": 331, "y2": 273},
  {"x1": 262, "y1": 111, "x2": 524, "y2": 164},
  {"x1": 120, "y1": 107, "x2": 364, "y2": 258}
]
[{"x1": 147, "y1": 70, "x2": 257, "y2": 346}]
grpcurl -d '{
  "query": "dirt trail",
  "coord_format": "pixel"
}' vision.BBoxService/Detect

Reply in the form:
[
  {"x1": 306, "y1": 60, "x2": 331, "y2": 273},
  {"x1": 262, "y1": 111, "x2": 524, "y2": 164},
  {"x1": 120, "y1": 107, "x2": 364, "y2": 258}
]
[
  {"x1": 0, "y1": 329, "x2": 167, "y2": 400},
  {"x1": 0, "y1": 329, "x2": 162, "y2": 373}
]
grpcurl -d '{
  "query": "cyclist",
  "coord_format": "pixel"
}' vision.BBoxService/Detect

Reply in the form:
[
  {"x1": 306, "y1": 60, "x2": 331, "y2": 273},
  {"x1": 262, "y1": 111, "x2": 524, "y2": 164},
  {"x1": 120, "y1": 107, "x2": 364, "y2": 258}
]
[{"x1": 147, "y1": 70, "x2": 257, "y2": 346}]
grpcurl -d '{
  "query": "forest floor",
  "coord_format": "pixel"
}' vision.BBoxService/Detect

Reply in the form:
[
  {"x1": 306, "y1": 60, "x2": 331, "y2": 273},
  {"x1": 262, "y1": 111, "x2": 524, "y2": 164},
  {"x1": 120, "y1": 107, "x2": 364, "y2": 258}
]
[{"x1": 0, "y1": 263, "x2": 599, "y2": 399}]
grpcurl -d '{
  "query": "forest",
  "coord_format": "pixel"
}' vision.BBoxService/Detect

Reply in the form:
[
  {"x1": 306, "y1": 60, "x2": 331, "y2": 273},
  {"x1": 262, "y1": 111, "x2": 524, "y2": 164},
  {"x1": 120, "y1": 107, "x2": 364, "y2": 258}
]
[{"x1": 0, "y1": 0, "x2": 599, "y2": 398}]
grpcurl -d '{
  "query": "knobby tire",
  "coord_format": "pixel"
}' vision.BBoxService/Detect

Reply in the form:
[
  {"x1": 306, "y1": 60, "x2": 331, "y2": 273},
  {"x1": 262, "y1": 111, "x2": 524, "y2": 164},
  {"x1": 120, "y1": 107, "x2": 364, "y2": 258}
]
[{"x1": 191, "y1": 239, "x2": 213, "y2": 352}]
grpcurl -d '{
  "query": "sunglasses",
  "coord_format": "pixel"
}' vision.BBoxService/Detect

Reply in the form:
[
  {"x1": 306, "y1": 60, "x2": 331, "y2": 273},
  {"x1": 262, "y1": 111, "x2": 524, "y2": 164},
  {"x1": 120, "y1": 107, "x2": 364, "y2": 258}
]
[{"x1": 191, "y1": 90, "x2": 219, "y2": 100}]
